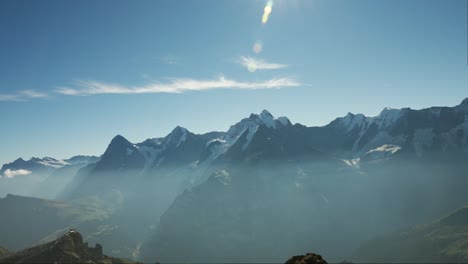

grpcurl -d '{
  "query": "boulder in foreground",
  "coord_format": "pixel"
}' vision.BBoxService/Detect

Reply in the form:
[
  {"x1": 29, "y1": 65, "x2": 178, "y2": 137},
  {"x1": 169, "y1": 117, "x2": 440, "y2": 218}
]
[{"x1": 285, "y1": 252, "x2": 328, "y2": 264}]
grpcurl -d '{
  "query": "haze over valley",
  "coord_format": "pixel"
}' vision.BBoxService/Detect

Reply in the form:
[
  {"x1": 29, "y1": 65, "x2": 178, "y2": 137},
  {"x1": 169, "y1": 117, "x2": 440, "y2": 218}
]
[{"x1": 2, "y1": 99, "x2": 468, "y2": 262}]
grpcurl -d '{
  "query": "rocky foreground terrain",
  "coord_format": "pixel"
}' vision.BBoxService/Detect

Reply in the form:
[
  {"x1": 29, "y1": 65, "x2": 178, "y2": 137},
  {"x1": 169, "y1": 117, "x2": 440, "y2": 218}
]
[
  {"x1": 0, "y1": 230, "x2": 139, "y2": 264},
  {"x1": 285, "y1": 252, "x2": 328, "y2": 264}
]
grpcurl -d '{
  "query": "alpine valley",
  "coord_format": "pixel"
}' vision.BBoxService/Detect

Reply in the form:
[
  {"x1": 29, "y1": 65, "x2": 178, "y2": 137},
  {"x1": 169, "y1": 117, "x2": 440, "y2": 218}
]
[{"x1": 2, "y1": 98, "x2": 468, "y2": 263}]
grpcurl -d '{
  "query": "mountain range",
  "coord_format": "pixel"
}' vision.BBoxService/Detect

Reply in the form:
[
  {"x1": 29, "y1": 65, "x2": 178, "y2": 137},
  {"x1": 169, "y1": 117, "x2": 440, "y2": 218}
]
[
  {"x1": 0, "y1": 156, "x2": 99, "y2": 199},
  {"x1": 1, "y1": 98, "x2": 468, "y2": 262}
]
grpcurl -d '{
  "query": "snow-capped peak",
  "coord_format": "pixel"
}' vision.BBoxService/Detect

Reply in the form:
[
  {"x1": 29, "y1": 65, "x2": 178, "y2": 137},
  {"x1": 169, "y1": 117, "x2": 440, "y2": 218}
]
[
  {"x1": 337, "y1": 106, "x2": 402, "y2": 132},
  {"x1": 277, "y1": 116, "x2": 291, "y2": 126},
  {"x1": 202, "y1": 110, "x2": 292, "y2": 162},
  {"x1": 372, "y1": 107, "x2": 402, "y2": 128},
  {"x1": 260, "y1": 110, "x2": 275, "y2": 128},
  {"x1": 340, "y1": 113, "x2": 366, "y2": 131},
  {"x1": 244, "y1": 110, "x2": 291, "y2": 129},
  {"x1": 166, "y1": 126, "x2": 189, "y2": 147},
  {"x1": 171, "y1": 125, "x2": 188, "y2": 134}
]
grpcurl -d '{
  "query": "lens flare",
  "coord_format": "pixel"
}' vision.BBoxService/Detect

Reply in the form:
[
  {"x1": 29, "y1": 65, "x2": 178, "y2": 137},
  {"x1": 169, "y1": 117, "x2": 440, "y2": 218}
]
[
  {"x1": 261, "y1": 0, "x2": 274, "y2": 24},
  {"x1": 253, "y1": 41, "x2": 263, "y2": 54},
  {"x1": 262, "y1": 13, "x2": 269, "y2": 24}
]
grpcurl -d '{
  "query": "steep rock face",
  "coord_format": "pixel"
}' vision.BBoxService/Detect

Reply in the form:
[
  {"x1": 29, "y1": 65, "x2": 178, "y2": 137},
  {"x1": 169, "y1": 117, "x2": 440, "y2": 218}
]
[
  {"x1": 94, "y1": 135, "x2": 146, "y2": 172},
  {"x1": 0, "y1": 230, "x2": 139, "y2": 264}
]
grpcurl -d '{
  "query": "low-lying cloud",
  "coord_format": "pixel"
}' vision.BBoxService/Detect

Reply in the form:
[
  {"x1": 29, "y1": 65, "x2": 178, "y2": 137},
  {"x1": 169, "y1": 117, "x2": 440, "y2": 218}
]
[
  {"x1": 3, "y1": 169, "x2": 32, "y2": 178},
  {"x1": 55, "y1": 76, "x2": 300, "y2": 96}
]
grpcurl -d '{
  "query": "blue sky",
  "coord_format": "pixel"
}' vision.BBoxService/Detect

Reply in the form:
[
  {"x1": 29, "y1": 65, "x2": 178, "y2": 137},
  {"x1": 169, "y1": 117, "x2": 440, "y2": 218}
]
[{"x1": 0, "y1": 0, "x2": 467, "y2": 164}]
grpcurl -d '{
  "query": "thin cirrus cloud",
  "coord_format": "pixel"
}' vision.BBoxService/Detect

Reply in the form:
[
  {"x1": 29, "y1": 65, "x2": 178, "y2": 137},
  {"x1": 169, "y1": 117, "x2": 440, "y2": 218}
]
[
  {"x1": 55, "y1": 76, "x2": 300, "y2": 96},
  {"x1": 239, "y1": 56, "x2": 288, "y2": 71},
  {"x1": 0, "y1": 90, "x2": 48, "y2": 101}
]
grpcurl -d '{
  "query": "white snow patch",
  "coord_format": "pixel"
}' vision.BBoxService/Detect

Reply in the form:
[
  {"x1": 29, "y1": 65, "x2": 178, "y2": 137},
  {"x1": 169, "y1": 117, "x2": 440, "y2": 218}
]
[
  {"x1": 37, "y1": 158, "x2": 69, "y2": 168},
  {"x1": 373, "y1": 107, "x2": 402, "y2": 128},
  {"x1": 214, "y1": 170, "x2": 230, "y2": 185},
  {"x1": 341, "y1": 113, "x2": 366, "y2": 132},
  {"x1": 206, "y1": 138, "x2": 226, "y2": 147},
  {"x1": 367, "y1": 144, "x2": 401, "y2": 155},
  {"x1": 260, "y1": 110, "x2": 275, "y2": 128},
  {"x1": 362, "y1": 144, "x2": 401, "y2": 161},
  {"x1": 176, "y1": 129, "x2": 188, "y2": 147},
  {"x1": 354, "y1": 131, "x2": 406, "y2": 156},
  {"x1": 242, "y1": 125, "x2": 259, "y2": 151}
]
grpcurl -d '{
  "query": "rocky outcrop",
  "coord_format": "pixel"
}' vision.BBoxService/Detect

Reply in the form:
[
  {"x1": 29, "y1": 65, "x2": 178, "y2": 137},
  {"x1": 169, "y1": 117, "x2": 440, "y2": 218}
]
[
  {"x1": 0, "y1": 229, "x2": 139, "y2": 264},
  {"x1": 285, "y1": 253, "x2": 328, "y2": 264}
]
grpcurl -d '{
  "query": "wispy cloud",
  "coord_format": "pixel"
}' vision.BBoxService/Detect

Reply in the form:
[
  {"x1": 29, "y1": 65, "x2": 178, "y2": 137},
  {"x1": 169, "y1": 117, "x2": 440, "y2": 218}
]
[
  {"x1": 20, "y1": 90, "x2": 48, "y2": 98},
  {"x1": 0, "y1": 94, "x2": 22, "y2": 101},
  {"x1": 55, "y1": 76, "x2": 300, "y2": 96},
  {"x1": 239, "y1": 56, "x2": 288, "y2": 71},
  {"x1": 0, "y1": 90, "x2": 48, "y2": 101},
  {"x1": 3, "y1": 169, "x2": 32, "y2": 178}
]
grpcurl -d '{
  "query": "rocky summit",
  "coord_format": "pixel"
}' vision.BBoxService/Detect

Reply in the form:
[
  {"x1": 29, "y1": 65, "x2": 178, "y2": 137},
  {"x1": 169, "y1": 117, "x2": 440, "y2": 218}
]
[{"x1": 285, "y1": 252, "x2": 328, "y2": 264}]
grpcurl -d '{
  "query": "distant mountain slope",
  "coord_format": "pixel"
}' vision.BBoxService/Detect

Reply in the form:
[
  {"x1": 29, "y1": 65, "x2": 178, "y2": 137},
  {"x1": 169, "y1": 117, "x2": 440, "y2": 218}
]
[
  {"x1": 0, "y1": 230, "x2": 139, "y2": 264},
  {"x1": 0, "y1": 194, "x2": 109, "y2": 251},
  {"x1": 298, "y1": 98, "x2": 468, "y2": 159},
  {"x1": 0, "y1": 194, "x2": 140, "y2": 259},
  {"x1": 0, "y1": 156, "x2": 99, "y2": 176},
  {"x1": 140, "y1": 100, "x2": 468, "y2": 263},
  {"x1": 0, "y1": 155, "x2": 99, "y2": 199},
  {"x1": 353, "y1": 206, "x2": 468, "y2": 263}
]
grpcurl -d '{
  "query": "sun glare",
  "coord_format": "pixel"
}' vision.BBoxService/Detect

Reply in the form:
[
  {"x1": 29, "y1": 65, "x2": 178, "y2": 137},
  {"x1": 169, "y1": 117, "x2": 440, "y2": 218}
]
[{"x1": 262, "y1": 0, "x2": 274, "y2": 24}]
